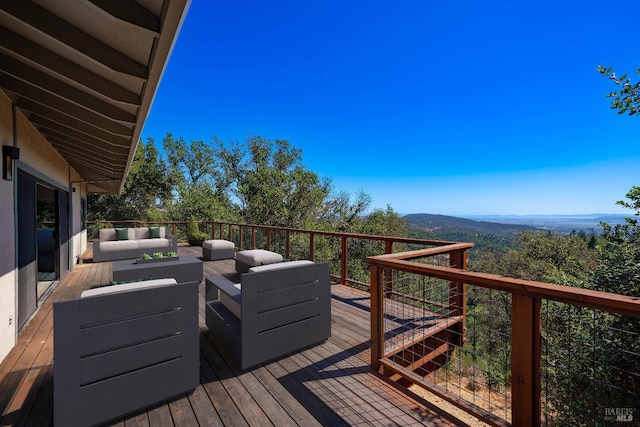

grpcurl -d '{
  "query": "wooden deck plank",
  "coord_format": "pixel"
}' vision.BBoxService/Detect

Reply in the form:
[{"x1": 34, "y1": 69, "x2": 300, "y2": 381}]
[
  {"x1": 1, "y1": 326, "x2": 53, "y2": 426},
  {"x1": 251, "y1": 363, "x2": 324, "y2": 427},
  {"x1": 168, "y1": 395, "x2": 199, "y2": 426},
  {"x1": 146, "y1": 403, "x2": 175, "y2": 427},
  {"x1": 197, "y1": 347, "x2": 249, "y2": 427},
  {"x1": 223, "y1": 363, "x2": 299, "y2": 427},
  {"x1": 0, "y1": 245, "x2": 464, "y2": 427},
  {"x1": 199, "y1": 335, "x2": 272, "y2": 427},
  {"x1": 123, "y1": 411, "x2": 150, "y2": 426},
  {"x1": 186, "y1": 383, "x2": 224, "y2": 427},
  {"x1": 268, "y1": 356, "x2": 349, "y2": 427}
]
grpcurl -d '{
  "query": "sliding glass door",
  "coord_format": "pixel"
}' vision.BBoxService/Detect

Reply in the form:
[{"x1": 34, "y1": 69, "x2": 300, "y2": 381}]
[
  {"x1": 17, "y1": 171, "x2": 70, "y2": 329},
  {"x1": 17, "y1": 172, "x2": 37, "y2": 330}
]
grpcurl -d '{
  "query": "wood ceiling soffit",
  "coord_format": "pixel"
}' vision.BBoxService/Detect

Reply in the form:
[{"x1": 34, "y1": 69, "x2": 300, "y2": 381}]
[
  {"x1": 0, "y1": 27, "x2": 141, "y2": 105},
  {"x1": 71, "y1": 166, "x2": 122, "y2": 183},
  {"x1": 2, "y1": 76, "x2": 134, "y2": 136},
  {"x1": 29, "y1": 115, "x2": 131, "y2": 151},
  {"x1": 37, "y1": 126, "x2": 131, "y2": 156},
  {"x1": 0, "y1": 53, "x2": 136, "y2": 122},
  {"x1": 0, "y1": 1, "x2": 148, "y2": 79},
  {"x1": 55, "y1": 157, "x2": 121, "y2": 178},
  {"x1": 44, "y1": 138, "x2": 129, "y2": 163},
  {"x1": 18, "y1": 104, "x2": 132, "y2": 145},
  {"x1": 52, "y1": 152, "x2": 123, "y2": 177},
  {"x1": 56, "y1": 157, "x2": 123, "y2": 177},
  {"x1": 87, "y1": 0, "x2": 161, "y2": 34}
]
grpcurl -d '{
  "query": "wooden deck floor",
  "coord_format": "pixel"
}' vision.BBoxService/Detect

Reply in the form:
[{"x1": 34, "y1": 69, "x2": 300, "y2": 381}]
[{"x1": 0, "y1": 245, "x2": 466, "y2": 426}]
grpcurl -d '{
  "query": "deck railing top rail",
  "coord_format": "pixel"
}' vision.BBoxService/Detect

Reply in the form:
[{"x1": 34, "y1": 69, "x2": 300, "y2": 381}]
[
  {"x1": 88, "y1": 219, "x2": 461, "y2": 247},
  {"x1": 367, "y1": 253, "x2": 640, "y2": 318}
]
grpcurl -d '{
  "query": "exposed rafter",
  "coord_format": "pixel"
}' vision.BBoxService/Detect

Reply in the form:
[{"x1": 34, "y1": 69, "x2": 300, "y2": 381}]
[
  {"x1": 1, "y1": 75, "x2": 134, "y2": 136},
  {"x1": 0, "y1": 53, "x2": 136, "y2": 123},
  {"x1": 29, "y1": 116, "x2": 131, "y2": 152},
  {"x1": 0, "y1": 0, "x2": 191, "y2": 193},
  {"x1": 0, "y1": 27, "x2": 141, "y2": 105},
  {"x1": 0, "y1": 1, "x2": 148, "y2": 78},
  {"x1": 88, "y1": 0, "x2": 161, "y2": 34}
]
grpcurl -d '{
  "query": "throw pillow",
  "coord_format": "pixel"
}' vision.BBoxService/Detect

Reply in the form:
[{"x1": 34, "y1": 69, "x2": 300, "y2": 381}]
[
  {"x1": 149, "y1": 227, "x2": 161, "y2": 238},
  {"x1": 115, "y1": 228, "x2": 129, "y2": 240}
]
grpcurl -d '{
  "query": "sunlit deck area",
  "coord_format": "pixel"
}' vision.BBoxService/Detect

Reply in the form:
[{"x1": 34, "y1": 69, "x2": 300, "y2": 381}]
[{"x1": 0, "y1": 245, "x2": 465, "y2": 426}]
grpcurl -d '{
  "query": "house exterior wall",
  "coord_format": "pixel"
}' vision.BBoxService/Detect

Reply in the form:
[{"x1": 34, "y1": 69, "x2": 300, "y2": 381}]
[
  {"x1": 0, "y1": 91, "x2": 88, "y2": 364},
  {"x1": 0, "y1": 92, "x2": 17, "y2": 363},
  {"x1": 70, "y1": 172, "x2": 88, "y2": 266}
]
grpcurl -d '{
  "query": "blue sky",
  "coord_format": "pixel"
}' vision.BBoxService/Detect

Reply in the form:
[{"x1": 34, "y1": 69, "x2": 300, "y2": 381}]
[{"x1": 142, "y1": 1, "x2": 639, "y2": 215}]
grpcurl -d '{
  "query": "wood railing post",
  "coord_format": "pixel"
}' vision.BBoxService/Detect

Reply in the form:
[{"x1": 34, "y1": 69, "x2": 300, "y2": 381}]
[
  {"x1": 286, "y1": 230, "x2": 290, "y2": 260},
  {"x1": 309, "y1": 232, "x2": 315, "y2": 262},
  {"x1": 370, "y1": 263, "x2": 384, "y2": 372},
  {"x1": 239, "y1": 226, "x2": 243, "y2": 250},
  {"x1": 449, "y1": 251, "x2": 467, "y2": 313},
  {"x1": 266, "y1": 228, "x2": 272, "y2": 251},
  {"x1": 251, "y1": 226, "x2": 256, "y2": 249},
  {"x1": 172, "y1": 222, "x2": 177, "y2": 236},
  {"x1": 448, "y1": 249, "x2": 468, "y2": 348},
  {"x1": 341, "y1": 235, "x2": 348, "y2": 286},
  {"x1": 511, "y1": 294, "x2": 541, "y2": 427},
  {"x1": 384, "y1": 240, "x2": 393, "y2": 298}
]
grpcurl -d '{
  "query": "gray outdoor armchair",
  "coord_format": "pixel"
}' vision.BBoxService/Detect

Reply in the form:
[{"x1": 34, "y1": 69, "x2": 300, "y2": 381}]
[
  {"x1": 53, "y1": 278, "x2": 199, "y2": 426},
  {"x1": 205, "y1": 260, "x2": 331, "y2": 370}
]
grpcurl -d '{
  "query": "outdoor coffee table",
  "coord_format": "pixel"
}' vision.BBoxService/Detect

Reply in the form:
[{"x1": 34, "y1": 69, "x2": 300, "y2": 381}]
[{"x1": 112, "y1": 254, "x2": 203, "y2": 284}]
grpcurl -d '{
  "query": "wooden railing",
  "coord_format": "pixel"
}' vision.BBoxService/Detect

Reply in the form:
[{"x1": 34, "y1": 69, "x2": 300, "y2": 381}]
[
  {"x1": 89, "y1": 219, "x2": 640, "y2": 425},
  {"x1": 368, "y1": 249, "x2": 640, "y2": 427},
  {"x1": 89, "y1": 219, "x2": 460, "y2": 290}
]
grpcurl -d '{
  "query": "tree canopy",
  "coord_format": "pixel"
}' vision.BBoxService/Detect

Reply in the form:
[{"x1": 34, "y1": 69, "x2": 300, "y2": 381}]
[
  {"x1": 88, "y1": 133, "x2": 394, "y2": 238},
  {"x1": 597, "y1": 65, "x2": 640, "y2": 116}
]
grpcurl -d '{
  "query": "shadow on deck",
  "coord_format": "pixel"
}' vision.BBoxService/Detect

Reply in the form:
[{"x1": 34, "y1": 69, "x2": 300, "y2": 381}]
[{"x1": 0, "y1": 245, "x2": 467, "y2": 426}]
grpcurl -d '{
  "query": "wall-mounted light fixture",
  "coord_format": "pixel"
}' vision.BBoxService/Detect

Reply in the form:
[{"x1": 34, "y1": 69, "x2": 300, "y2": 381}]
[{"x1": 2, "y1": 145, "x2": 19, "y2": 181}]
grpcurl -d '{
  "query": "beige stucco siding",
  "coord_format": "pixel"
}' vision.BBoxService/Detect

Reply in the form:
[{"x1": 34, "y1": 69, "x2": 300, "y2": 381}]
[
  {"x1": 0, "y1": 93, "x2": 88, "y2": 363},
  {"x1": 0, "y1": 91, "x2": 17, "y2": 362}
]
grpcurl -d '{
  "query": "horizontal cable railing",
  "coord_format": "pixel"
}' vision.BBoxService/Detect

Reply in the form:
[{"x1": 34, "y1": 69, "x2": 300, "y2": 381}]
[{"x1": 368, "y1": 250, "x2": 640, "y2": 426}]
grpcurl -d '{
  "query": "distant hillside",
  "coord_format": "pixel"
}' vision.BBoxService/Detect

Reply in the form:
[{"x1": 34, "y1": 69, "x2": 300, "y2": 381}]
[
  {"x1": 404, "y1": 213, "x2": 538, "y2": 256},
  {"x1": 464, "y1": 214, "x2": 627, "y2": 233},
  {"x1": 405, "y1": 213, "x2": 536, "y2": 235}
]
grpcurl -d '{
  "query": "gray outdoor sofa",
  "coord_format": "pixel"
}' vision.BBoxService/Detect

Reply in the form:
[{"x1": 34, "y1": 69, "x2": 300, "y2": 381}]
[
  {"x1": 205, "y1": 260, "x2": 331, "y2": 370},
  {"x1": 53, "y1": 278, "x2": 199, "y2": 426},
  {"x1": 92, "y1": 226, "x2": 177, "y2": 262}
]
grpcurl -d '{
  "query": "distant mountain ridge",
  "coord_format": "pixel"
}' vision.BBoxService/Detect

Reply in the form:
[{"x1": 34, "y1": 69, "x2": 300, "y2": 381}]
[
  {"x1": 403, "y1": 213, "x2": 536, "y2": 255},
  {"x1": 403, "y1": 213, "x2": 630, "y2": 258},
  {"x1": 404, "y1": 213, "x2": 536, "y2": 235},
  {"x1": 464, "y1": 213, "x2": 628, "y2": 233}
]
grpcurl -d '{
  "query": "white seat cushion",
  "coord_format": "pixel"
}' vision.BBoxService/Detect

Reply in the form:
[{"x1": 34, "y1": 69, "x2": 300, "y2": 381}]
[
  {"x1": 136, "y1": 238, "x2": 170, "y2": 249},
  {"x1": 202, "y1": 239, "x2": 234, "y2": 250},
  {"x1": 235, "y1": 249, "x2": 283, "y2": 267},
  {"x1": 99, "y1": 240, "x2": 138, "y2": 252}
]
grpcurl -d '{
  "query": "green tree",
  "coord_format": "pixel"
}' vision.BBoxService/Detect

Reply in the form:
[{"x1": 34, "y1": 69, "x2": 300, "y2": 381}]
[
  {"x1": 218, "y1": 136, "x2": 331, "y2": 227},
  {"x1": 597, "y1": 66, "x2": 640, "y2": 116},
  {"x1": 543, "y1": 189, "x2": 640, "y2": 423},
  {"x1": 162, "y1": 133, "x2": 235, "y2": 222},
  {"x1": 88, "y1": 138, "x2": 172, "y2": 222}
]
